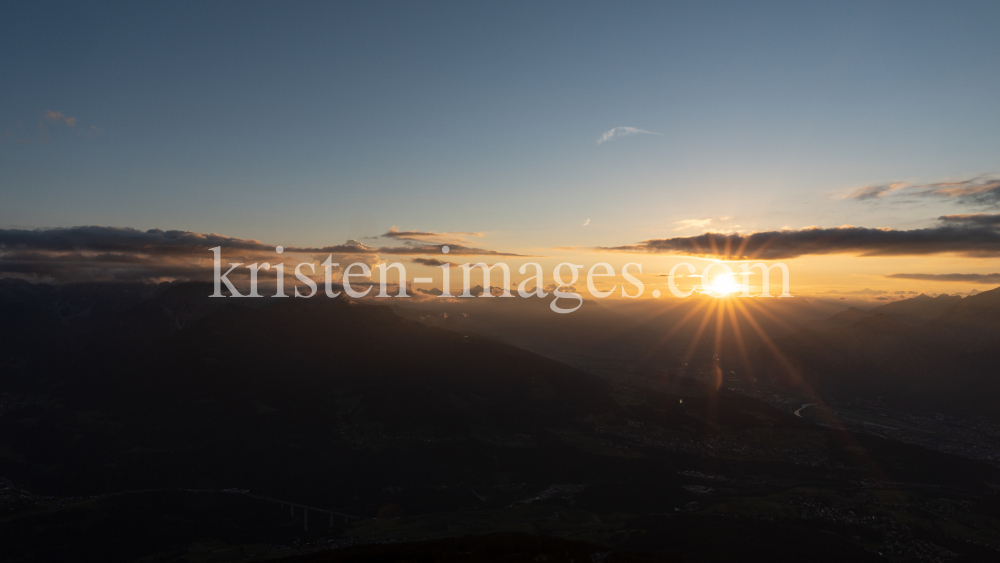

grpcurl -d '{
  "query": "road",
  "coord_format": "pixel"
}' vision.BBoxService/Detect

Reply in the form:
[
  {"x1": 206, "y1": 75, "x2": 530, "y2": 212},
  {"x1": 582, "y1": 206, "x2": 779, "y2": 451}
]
[{"x1": 794, "y1": 403, "x2": 817, "y2": 418}]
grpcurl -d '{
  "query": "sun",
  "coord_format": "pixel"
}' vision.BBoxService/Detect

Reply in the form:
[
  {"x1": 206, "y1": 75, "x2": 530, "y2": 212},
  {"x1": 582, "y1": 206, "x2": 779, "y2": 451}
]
[{"x1": 707, "y1": 273, "x2": 740, "y2": 297}]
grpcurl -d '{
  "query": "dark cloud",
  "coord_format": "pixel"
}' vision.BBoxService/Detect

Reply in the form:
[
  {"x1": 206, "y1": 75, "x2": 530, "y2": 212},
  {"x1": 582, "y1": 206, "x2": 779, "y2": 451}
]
[
  {"x1": 376, "y1": 244, "x2": 525, "y2": 257},
  {"x1": 596, "y1": 220, "x2": 1000, "y2": 260},
  {"x1": 938, "y1": 213, "x2": 1000, "y2": 227},
  {"x1": 0, "y1": 226, "x2": 524, "y2": 257},
  {"x1": 380, "y1": 226, "x2": 483, "y2": 245},
  {"x1": 885, "y1": 273, "x2": 1000, "y2": 283},
  {"x1": 0, "y1": 251, "x2": 218, "y2": 283},
  {"x1": 848, "y1": 177, "x2": 1000, "y2": 207},
  {"x1": 0, "y1": 226, "x2": 525, "y2": 283},
  {"x1": 0, "y1": 226, "x2": 276, "y2": 257},
  {"x1": 410, "y1": 258, "x2": 459, "y2": 267},
  {"x1": 415, "y1": 287, "x2": 445, "y2": 296}
]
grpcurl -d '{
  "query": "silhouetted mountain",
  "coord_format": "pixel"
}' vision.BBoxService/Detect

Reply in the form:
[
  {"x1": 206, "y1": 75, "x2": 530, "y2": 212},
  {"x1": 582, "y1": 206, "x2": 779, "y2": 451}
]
[
  {"x1": 800, "y1": 306, "x2": 873, "y2": 332},
  {"x1": 933, "y1": 284, "x2": 1000, "y2": 347},
  {"x1": 3, "y1": 282, "x2": 1000, "y2": 562},
  {"x1": 395, "y1": 295, "x2": 849, "y2": 381},
  {"x1": 0, "y1": 279, "x2": 170, "y2": 385},
  {"x1": 867, "y1": 292, "x2": 963, "y2": 325},
  {"x1": 763, "y1": 286, "x2": 1000, "y2": 413}
]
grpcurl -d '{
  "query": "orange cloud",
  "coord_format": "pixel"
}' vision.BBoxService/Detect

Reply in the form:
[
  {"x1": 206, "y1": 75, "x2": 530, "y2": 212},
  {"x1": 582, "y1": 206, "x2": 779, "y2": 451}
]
[{"x1": 44, "y1": 110, "x2": 76, "y2": 126}]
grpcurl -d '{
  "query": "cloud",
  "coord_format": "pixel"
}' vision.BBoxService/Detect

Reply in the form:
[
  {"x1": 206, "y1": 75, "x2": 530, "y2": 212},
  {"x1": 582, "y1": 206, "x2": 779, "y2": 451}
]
[
  {"x1": 0, "y1": 226, "x2": 276, "y2": 257},
  {"x1": 10, "y1": 112, "x2": 87, "y2": 145},
  {"x1": 415, "y1": 287, "x2": 445, "y2": 296},
  {"x1": 582, "y1": 218, "x2": 590, "y2": 226},
  {"x1": 885, "y1": 272, "x2": 1000, "y2": 283},
  {"x1": 381, "y1": 226, "x2": 483, "y2": 245},
  {"x1": 847, "y1": 177, "x2": 1000, "y2": 207},
  {"x1": 594, "y1": 217, "x2": 1000, "y2": 259},
  {"x1": 43, "y1": 110, "x2": 76, "y2": 127},
  {"x1": 938, "y1": 213, "x2": 1000, "y2": 227},
  {"x1": 922, "y1": 178, "x2": 1000, "y2": 206},
  {"x1": 0, "y1": 226, "x2": 527, "y2": 283},
  {"x1": 596, "y1": 126, "x2": 660, "y2": 145},
  {"x1": 674, "y1": 218, "x2": 713, "y2": 231},
  {"x1": 0, "y1": 226, "x2": 524, "y2": 257},
  {"x1": 0, "y1": 251, "x2": 217, "y2": 283},
  {"x1": 846, "y1": 182, "x2": 907, "y2": 200},
  {"x1": 410, "y1": 257, "x2": 461, "y2": 267},
  {"x1": 544, "y1": 283, "x2": 578, "y2": 293},
  {"x1": 377, "y1": 244, "x2": 527, "y2": 257}
]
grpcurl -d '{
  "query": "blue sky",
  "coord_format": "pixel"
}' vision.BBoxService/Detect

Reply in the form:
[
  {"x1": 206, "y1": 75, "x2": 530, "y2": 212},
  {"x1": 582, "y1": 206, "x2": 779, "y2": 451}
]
[{"x1": 3, "y1": 1, "x2": 999, "y2": 253}]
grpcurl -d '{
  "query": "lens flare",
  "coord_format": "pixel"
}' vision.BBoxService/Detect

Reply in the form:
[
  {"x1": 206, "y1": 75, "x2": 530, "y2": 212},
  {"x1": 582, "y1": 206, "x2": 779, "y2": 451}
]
[{"x1": 707, "y1": 273, "x2": 739, "y2": 296}]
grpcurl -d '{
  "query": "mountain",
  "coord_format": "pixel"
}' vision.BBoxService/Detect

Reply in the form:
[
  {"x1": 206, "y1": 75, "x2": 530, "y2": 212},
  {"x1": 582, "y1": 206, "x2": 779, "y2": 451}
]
[
  {"x1": 762, "y1": 286, "x2": 1000, "y2": 413},
  {"x1": 867, "y1": 293, "x2": 963, "y2": 325},
  {"x1": 933, "y1": 284, "x2": 1000, "y2": 347},
  {"x1": 799, "y1": 306, "x2": 873, "y2": 332},
  {"x1": 0, "y1": 279, "x2": 162, "y2": 367},
  {"x1": 3, "y1": 281, "x2": 1000, "y2": 562},
  {"x1": 395, "y1": 294, "x2": 848, "y2": 380}
]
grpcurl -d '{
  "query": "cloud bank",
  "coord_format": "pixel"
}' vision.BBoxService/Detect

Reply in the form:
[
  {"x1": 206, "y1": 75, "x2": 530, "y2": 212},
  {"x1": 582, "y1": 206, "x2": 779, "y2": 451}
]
[
  {"x1": 938, "y1": 213, "x2": 1000, "y2": 227},
  {"x1": 596, "y1": 215, "x2": 1000, "y2": 259},
  {"x1": 0, "y1": 226, "x2": 525, "y2": 283}
]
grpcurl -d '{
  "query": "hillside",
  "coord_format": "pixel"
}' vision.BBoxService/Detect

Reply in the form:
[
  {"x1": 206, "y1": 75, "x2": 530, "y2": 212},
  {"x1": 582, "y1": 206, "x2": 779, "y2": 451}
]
[
  {"x1": 763, "y1": 286, "x2": 1000, "y2": 412},
  {"x1": 3, "y1": 282, "x2": 1000, "y2": 561}
]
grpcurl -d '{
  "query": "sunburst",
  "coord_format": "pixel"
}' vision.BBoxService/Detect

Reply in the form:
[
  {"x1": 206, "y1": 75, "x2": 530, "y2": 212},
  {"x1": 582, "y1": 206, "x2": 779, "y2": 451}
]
[{"x1": 705, "y1": 272, "x2": 740, "y2": 297}]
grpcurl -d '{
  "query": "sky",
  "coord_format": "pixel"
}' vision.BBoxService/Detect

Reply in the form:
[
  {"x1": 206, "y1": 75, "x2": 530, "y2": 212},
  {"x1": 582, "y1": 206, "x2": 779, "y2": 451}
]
[{"x1": 2, "y1": 1, "x2": 1000, "y2": 297}]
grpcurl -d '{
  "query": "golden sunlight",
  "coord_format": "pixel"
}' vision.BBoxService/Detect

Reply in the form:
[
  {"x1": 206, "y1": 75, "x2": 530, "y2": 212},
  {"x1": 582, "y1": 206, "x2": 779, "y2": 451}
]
[{"x1": 706, "y1": 272, "x2": 740, "y2": 297}]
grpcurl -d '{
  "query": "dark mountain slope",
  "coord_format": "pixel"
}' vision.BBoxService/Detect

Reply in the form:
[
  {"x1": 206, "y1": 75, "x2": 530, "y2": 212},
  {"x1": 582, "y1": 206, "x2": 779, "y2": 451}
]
[
  {"x1": 868, "y1": 293, "x2": 963, "y2": 325},
  {"x1": 4, "y1": 282, "x2": 1000, "y2": 562},
  {"x1": 762, "y1": 286, "x2": 1000, "y2": 412},
  {"x1": 800, "y1": 306, "x2": 874, "y2": 332}
]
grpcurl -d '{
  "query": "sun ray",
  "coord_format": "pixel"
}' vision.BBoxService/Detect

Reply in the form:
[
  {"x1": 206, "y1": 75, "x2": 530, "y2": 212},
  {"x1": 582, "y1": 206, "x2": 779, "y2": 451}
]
[
  {"x1": 723, "y1": 299, "x2": 756, "y2": 389},
  {"x1": 740, "y1": 296, "x2": 800, "y2": 334},
  {"x1": 727, "y1": 299, "x2": 885, "y2": 476},
  {"x1": 635, "y1": 298, "x2": 711, "y2": 370},
  {"x1": 680, "y1": 299, "x2": 719, "y2": 368},
  {"x1": 711, "y1": 296, "x2": 727, "y2": 390}
]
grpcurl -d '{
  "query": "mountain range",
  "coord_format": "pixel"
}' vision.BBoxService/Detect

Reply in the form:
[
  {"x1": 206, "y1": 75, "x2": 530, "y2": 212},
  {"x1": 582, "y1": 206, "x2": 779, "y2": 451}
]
[
  {"x1": 2, "y1": 280, "x2": 1000, "y2": 561},
  {"x1": 762, "y1": 287, "x2": 1000, "y2": 413}
]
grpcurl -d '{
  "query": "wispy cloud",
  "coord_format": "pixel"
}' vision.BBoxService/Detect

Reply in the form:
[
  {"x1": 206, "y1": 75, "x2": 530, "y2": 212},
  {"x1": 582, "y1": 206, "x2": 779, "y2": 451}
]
[
  {"x1": 43, "y1": 110, "x2": 76, "y2": 127},
  {"x1": 847, "y1": 176, "x2": 1000, "y2": 207},
  {"x1": 885, "y1": 272, "x2": 1000, "y2": 283},
  {"x1": 381, "y1": 226, "x2": 483, "y2": 245},
  {"x1": 674, "y1": 218, "x2": 713, "y2": 231},
  {"x1": 409, "y1": 257, "x2": 460, "y2": 267},
  {"x1": 846, "y1": 182, "x2": 907, "y2": 200},
  {"x1": 596, "y1": 126, "x2": 660, "y2": 145},
  {"x1": 8, "y1": 111, "x2": 90, "y2": 145},
  {"x1": 582, "y1": 218, "x2": 590, "y2": 226}
]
